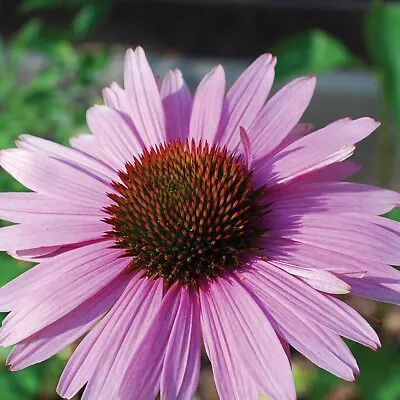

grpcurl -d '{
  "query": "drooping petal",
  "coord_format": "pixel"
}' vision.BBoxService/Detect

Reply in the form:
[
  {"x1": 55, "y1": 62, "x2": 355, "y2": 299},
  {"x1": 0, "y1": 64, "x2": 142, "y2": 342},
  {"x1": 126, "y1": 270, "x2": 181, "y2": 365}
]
[
  {"x1": 160, "y1": 69, "x2": 192, "y2": 143},
  {"x1": 248, "y1": 76, "x2": 316, "y2": 160},
  {"x1": 200, "y1": 283, "x2": 259, "y2": 400},
  {"x1": 242, "y1": 274, "x2": 359, "y2": 380},
  {"x1": 160, "y1": 289, "x2": 201, "y2": 400},
  {"x1": 124, "y1": 47, "x2": 166, "y2": 147},
  {"x1": 216, "y1": 54, "x2": 276, "y2": 151},
  {"x1": 57, "y1": 276, "x2": 162, "y2": 399},
  {"x1": 0, "y1": 242, "x2": 128, "y2": 346},
  {"x1": 120, "y1": 285, "x2": 184, "y2": 400},
  {"x1": 188, "y1": 65, "x2": 225, "y2": 144},
  {"x1": 6, "y1": 274, "x2": 128, "y2": 371},
  {"x1": 200, "y1": 277, "x2": 296, "y2": 400},
  {"x1": 245, "y1": 261, "x2": 380, "y2": 349}
]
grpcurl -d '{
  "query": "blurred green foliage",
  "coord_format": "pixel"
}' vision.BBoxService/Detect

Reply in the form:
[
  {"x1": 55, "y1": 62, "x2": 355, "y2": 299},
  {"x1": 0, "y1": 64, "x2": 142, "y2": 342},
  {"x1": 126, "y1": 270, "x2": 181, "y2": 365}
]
[
  {"x1": 272, "y1": 29, "x2": 361, "y2": 83},
  {"x1": 0, "y1": 1, "x2": 399, "y2": 399}
]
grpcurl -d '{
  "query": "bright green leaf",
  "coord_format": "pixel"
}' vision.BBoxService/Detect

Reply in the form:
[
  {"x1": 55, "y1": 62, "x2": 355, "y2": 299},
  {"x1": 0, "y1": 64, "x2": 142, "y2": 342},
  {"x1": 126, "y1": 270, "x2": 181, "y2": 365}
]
[{"x1": 272, "y1": 29, "x2": 360, "y2": 82}]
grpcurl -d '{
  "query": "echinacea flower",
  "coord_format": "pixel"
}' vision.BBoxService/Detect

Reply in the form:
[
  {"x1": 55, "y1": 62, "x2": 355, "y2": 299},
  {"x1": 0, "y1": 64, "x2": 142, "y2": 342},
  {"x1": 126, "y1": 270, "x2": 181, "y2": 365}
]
[{"x1": 0, "y1": 46, "x2": 399, "y2": 400}]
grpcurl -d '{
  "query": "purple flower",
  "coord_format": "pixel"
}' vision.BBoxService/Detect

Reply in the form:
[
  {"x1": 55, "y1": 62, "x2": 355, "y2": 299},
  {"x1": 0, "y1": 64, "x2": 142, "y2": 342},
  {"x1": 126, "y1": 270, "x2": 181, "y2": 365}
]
[{"x1": 0, "y1": 47, "x2": 399, "y2": 400}]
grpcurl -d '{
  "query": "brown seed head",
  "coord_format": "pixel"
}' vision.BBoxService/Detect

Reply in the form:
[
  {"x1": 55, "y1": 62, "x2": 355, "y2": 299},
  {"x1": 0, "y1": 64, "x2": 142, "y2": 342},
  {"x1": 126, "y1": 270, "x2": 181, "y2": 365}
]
[{"x1": 104, "y1": 140, "x2": 264, "y2": 288}]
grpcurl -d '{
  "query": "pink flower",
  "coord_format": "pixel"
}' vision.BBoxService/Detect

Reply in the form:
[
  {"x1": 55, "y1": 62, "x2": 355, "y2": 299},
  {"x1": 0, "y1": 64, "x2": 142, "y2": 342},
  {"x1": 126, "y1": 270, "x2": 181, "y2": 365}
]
[{"x1": 0, "y1": 46, "x2": 399, "y2": 400}]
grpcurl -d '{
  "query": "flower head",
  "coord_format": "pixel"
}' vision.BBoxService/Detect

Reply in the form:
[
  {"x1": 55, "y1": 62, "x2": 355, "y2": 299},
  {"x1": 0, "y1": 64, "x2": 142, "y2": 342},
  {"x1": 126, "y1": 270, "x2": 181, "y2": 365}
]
[{"x1": 0, "y1": 46, "x2": 399, "y2": 400}]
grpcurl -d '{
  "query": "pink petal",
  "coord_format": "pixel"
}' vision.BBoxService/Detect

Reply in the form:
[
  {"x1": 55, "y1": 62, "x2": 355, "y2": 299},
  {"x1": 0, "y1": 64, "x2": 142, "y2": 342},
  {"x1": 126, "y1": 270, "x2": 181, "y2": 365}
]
[
  {"x1": 102, "y1": 82, "x2": 130, "y2": 115},
  {"x1": 271, "y1": 261, "x2": 351, "y2": 294},
  {"x1": 16, "y1": 134, "x2": 116, "y2": 182},
  {"x1": 239, "y1": 127, "x2": 253, "y2": 169},
  {"x1": 254, "y1": 118, "x2": 380, "y2": 187},
  {"x1": 124, "y1": 47, "x2": 166, "y2": 147},
  {"x1": 69, "y1": 133, "x2": 100, "y2": 159},
  {"x1": 188, "y1": 65, "x2": 225, "y2": 144},
  {"x1": 0, "y1": 219, "x2": 106, "y2": 251},
  {"x1": 298, "y1": 160, "x2": 362, "y2": 183},
  {"x1": 200, "y1": 277, "x2": 296, "y2": 400},
  {"x1": 243, "y1": 274, "x2": 358, "y2": 380},
  {"x1": 200, "y1": 284, "x2": 259, "y2": 400},
  {"x1": 271, "y1": 122, "x2": 314, "y2": 155},
  {"x1": 247, "y1": 261, "x2": 380, "y2": 349},
  {"x1": 216, "y1": 54, "x2": 276, "y2": 150},
  {"x1": 248, "y1": 76, "x2": 316, "y2": 160},
  {"x1": 86, "y1": 105, "x2": 144, "y2": 170},
  {"x1": 0, "y1": 192, "x2": 102, "y2": 224},
  {"x1": 0, "y1": 242, "x2": 128, "y2": 346},
  {"x1": 57, "y1": 276, "x2": 162, "y2": 399},
  {"x1": 266, "y1": 213, "x2": 400, "y2": 265},
  {"x1": 269, "y1": 182, "x2": 399, "y2": 216},
  {"x1": 0, "y1": 149, "x2": 111, "y2": 207},
  {"x1": 160, "y1": 289, "x2": 201, "y2": 400},
  {"x1": 7, "y1": 274, "x2": 128, "y2": 371},
  {"x1": 160, "y1": 69, "x2": 192, "y2": 143},
  {"x1": 264, "y1": 237, "x2": 368, "y2": 275},
  {"x1": 120, "y1": 285, "x2": 184, "y2": 399}
]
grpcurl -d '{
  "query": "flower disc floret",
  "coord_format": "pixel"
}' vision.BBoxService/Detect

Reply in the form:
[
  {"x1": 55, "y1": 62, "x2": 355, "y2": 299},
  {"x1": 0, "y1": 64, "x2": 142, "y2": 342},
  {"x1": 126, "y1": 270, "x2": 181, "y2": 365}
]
[{"x1": 105, "y1": 140, "x2": 264, "y2": 287}]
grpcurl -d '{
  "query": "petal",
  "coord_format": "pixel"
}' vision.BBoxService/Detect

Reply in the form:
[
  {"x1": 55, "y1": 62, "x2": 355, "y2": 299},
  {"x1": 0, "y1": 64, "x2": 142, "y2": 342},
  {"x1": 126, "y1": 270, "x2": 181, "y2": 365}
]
[
  {"x1": 254, "y1": 118, "x2": 380, "y2": 187},
  {"x1": 0, "y1": 242, "x2": 128, "y2": 346},
  {"x1": 297, "y1": 160, "x2": 362, "y2": 184},
  {"x1": 57, "y1": 276, "x2": 162, "y2": 399},
  {"x1": 160, "y1": 69, "x2": 192, "y2": 142},
  {"x1": 69, "y1": 133, "x2": 100, "y2": 159},
  {"x1": 124, "y1": 47, "x2": 166, "y2": 147},
  {"x1": 246, "y1": 261, "x2": 380, "y2": 349},
  {"x1": 0, "y1": 219, "x2": 106, "y2": 251},
  {"x1": 248, "y1": 76, "x2": 316, "y2": 160},
  {"x1": 16, "y1": 134, "x2": 116, "y2": 182},
  {"x1": 264, "y1": 237, "x2": 367, "y2": 275},
  {"x1": 243, "y1": 274, "x2": 358, "y2": 380},
  {"x1": 0, "y1": 149, "x2": 111, "y2": 207},
  {"x1": 0, "y1": 192, "x2": 102, "y2": 224},
  {"x1": 266, "y1": 213, "x2": 400, "y2": 266},
  {"x1": 160, "y1": 289, "x2": 201, "y2": 400},
  {"x1": 271, "y1": 261, "x2": 351, "y2": 294},
  {"x1": 239, "y1": 127, "x2": 253, "y2": 169},
  {"x1": 216, "y1": 54, "x2": 276, "y2": 150},
  {"x1": 120, "y1": 285, "x2": 183, "y2": 400},
  {"x1": 269, "y1": 182, "x2": 399, "y2": 216},
  {"x1": 200, "y1": 284, "x2": 261, "y2": 400},
  {"x1": 7, "y1": 274, "x2": 128, "y2": 371},
  {"x1": 188, "y1": 65, "x2": 225, "y2": 144},
  {"x1": 86, "y1": 105, "x2": 144, "y2": 170},
  {"x1": 200, "y1": 277, "x2": 296, "y2": 400}
]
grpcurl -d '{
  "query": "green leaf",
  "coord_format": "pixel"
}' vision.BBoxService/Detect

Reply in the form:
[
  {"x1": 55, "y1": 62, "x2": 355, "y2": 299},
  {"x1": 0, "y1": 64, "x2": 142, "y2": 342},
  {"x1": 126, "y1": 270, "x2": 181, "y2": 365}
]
[
  {"x1": 20, "y1": 0, "x2": 84, "y2": 12},
  {"x1": 272, "y1": 29, "x2": 360, "y2": 82},
  {"x1": 72, "y1": 2, "x2": 111, "y2": 39},
  {"x1": 365, "y1": 4, "x2": 400, "y2": 154}
]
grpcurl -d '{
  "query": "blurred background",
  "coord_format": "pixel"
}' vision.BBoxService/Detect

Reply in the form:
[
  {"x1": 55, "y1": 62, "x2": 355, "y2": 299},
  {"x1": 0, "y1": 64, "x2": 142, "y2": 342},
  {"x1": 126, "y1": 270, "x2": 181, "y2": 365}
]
[{"x1": 0, "y1": 0, "x2": 399, "y2": 399}]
